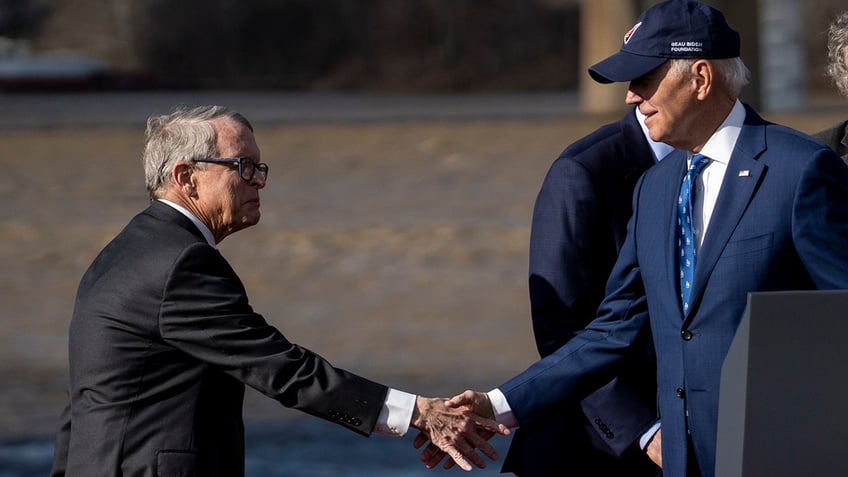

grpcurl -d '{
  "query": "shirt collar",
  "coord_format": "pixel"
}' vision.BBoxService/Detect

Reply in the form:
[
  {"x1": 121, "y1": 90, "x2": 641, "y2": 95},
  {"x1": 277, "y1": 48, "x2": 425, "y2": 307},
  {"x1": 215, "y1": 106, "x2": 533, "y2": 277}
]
[
  {"x1": 696, "y1": 100, "x2": 745, "y2": 165},
  {"x1": 635, "y1": 107, "x2": 675, "y2": 161},
  {"x1": 157, "y1": 199, "x2": 217, "y2": 247}
]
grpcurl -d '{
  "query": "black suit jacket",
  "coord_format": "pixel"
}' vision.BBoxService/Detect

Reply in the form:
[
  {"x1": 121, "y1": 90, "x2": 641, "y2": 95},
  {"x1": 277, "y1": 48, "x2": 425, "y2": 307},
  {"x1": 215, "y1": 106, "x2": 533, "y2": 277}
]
[
  {"x1": 502, "y1": 109, "x2": 659, "y2": 476},
  {"x1": 51, "y1": 201, "x2": 387, "y2": 477}
]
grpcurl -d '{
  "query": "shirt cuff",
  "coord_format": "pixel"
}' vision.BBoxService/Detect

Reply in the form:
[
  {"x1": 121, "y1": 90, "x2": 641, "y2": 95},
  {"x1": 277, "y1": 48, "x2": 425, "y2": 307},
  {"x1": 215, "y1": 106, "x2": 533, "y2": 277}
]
[
  {"x1": 487, "y1": 388, "x2": 520, "y2": 430},
  {"x1": 373, "y1": 388, "x2": 416, "y2": 437},
  {"x1": 639, "y1": 421, "x2": 662, "y2": 450}
]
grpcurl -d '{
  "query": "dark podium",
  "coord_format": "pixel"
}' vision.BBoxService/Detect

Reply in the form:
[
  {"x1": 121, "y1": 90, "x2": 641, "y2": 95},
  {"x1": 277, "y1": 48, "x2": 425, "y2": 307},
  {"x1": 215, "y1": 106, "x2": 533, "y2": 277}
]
[{"x1": 715, "y1": 290, "x2": 848, "y2": 476}]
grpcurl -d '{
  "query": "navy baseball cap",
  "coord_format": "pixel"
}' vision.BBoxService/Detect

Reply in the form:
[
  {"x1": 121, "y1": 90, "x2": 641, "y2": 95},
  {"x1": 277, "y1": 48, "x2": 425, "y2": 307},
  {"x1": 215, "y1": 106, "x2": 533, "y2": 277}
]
[{"x1": 588, "y1": 0, "x2": 741, "y2": 84}]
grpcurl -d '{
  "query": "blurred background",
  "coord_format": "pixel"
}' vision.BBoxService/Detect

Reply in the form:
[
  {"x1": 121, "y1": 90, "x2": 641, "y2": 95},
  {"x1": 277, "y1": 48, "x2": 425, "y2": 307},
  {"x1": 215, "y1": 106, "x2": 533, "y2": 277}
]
[
  {"x1": 1, "y1": 0, "x2": 846, "y2": 476},
  {"x1": 2, "y1": 0, "x2": 846, "y2": 108}
]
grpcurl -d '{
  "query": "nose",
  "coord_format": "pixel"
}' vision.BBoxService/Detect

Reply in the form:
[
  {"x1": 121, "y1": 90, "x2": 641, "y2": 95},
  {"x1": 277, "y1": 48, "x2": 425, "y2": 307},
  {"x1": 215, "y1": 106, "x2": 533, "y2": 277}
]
[
  {"x1": 625, "y1": 88, "x2": 643, "y2": 105},
  {"x1": 250, "y1": 174, "x2": 266, "y2": 189}
]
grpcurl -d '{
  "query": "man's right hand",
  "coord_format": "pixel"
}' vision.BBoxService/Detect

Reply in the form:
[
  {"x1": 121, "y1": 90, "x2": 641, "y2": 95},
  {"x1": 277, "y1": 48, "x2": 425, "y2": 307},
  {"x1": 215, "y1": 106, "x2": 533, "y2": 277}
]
[
  {"x1": 413, "y1": 390, "x2": 504, "y2": 470},
  {"x1": 410, "y1": 394, "x2": 509, "y2": 471}
]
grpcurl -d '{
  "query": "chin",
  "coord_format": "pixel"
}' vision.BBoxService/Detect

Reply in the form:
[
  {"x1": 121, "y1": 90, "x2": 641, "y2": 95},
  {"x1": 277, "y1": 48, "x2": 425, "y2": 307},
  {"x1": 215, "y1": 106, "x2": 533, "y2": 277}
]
[{"x1": 243, "y1": 213, "x2": 261, "y2": 227}]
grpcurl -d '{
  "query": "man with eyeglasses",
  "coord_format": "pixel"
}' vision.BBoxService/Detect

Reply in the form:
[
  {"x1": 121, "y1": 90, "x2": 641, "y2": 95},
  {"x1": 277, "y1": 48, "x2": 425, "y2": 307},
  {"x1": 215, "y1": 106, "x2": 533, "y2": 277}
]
[
  {"x1": 50, "y1": 105, "x2": 507, "y2": 477},
  {"x1": 193, "y1": 156, "x2": 269, "y2": 183}
]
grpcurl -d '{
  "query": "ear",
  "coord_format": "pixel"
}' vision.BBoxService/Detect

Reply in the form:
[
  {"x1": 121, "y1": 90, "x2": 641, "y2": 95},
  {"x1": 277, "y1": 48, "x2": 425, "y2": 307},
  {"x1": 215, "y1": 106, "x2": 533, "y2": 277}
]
[
  {"x1": 691, "y1": 60, "x2": 712, "y2": 100},
  {"x1": 172, "y1": 162, "x2": 197, "y2": 197}
]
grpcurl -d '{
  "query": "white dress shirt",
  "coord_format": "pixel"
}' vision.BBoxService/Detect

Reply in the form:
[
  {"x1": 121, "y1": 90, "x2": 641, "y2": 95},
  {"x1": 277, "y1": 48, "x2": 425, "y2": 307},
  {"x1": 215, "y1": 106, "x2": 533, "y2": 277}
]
[{"x1": 690, "y1": 100, "x2": 744, "y2": 250}]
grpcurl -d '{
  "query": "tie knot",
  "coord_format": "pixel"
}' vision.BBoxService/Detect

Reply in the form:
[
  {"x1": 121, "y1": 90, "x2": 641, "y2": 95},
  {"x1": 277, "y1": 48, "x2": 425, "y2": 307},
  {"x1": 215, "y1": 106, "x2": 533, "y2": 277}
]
[{"x1": 689, "y1": 153, "x2": 710, "y2": 173}]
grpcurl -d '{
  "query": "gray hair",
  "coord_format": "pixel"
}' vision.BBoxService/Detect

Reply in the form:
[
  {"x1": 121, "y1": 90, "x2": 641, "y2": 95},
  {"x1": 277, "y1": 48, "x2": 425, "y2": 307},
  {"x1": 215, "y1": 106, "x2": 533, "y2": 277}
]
[
  {"x1": 667, "y1": 57, "x2": 751, "y2": 98},
  {"x1": 142, "y1": 105, "x2": 253, "y2": 198},
  {"x1": 825, "y1": 11, "x2": 848, "y2": 98}
]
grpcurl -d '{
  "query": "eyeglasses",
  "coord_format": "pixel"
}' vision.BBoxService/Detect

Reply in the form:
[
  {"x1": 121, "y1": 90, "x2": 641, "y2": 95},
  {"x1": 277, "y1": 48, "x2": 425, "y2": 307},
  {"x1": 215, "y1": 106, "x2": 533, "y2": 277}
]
[{"x1": 193, "y1": 157, "x2": 269, "y2": 182}]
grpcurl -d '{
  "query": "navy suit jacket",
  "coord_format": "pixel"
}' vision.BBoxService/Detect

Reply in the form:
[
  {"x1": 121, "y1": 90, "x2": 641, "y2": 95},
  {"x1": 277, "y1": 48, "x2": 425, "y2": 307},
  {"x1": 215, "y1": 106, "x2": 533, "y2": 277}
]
[
  {"x1": 51, "y1": 201, "x2": 387, "y2": 477},
  {"x1": 499, "y1": 105, "x2": 848, "y2": 477},
  {"x1": 502, "y1": 109, "x2": 659, "y2": 476}
]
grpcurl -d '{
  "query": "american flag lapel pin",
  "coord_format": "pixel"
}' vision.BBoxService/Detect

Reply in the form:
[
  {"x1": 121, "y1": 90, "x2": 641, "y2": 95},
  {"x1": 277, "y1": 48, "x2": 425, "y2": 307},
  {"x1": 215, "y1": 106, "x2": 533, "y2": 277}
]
[{"x1": 738, "y1": 170, "x2": 750, "y2": 177}]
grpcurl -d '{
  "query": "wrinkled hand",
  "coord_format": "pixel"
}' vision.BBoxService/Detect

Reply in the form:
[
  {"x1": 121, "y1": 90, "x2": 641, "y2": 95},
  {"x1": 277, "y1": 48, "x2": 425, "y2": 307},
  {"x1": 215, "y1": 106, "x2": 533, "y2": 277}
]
[
  {"x1": 412, "y1": 390, "x2": 506, "y2": 470},
  {"x1": 410, "y1": 394, "x2": 509, "y2": 471},
  {"x1": 645, "y1": 428, "x2": 662, "y2": 468}
]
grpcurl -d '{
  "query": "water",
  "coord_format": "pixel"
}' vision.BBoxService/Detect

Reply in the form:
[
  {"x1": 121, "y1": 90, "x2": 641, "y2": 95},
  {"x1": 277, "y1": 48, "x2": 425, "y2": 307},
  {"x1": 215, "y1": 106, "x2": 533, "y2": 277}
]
[
  {"x1": 0, "y1": 438, "x2": 52, "y2": 477},
  {"x1": 0, "y1": 418, "x2": 513, "y2": 477}
]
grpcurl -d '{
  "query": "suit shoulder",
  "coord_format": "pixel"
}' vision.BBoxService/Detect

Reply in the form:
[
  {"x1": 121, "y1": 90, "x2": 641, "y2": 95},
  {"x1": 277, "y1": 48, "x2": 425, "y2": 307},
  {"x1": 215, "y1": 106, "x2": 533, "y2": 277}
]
[
  {"x1": 85, "y1": 207, "x2": 211, "y2": 277},
  {"x1": 561, "y1": 121, "x2": 628, "y2": 159},
  {"x1": 550, "y1": 118, "x2": 655, "y2": 184},
  {"x1": 552, "y1": 121, "x2": 640, "y2": 176},
  {"x1": 764, "y1": 121, "x2": 831, "y2": 151},
  {"x1": 812, "y1": 120, "x2": 848, "y2": 149},
  {"x1": 752, "y1": 122, "x2": 845, "y2": 174}
]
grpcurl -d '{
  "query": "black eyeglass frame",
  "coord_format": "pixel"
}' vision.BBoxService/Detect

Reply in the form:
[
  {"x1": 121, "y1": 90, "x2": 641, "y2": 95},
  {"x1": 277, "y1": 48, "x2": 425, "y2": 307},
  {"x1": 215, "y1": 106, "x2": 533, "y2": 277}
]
[{"x1": 193, "y1": 157, "x2": 269, "y2": 182}]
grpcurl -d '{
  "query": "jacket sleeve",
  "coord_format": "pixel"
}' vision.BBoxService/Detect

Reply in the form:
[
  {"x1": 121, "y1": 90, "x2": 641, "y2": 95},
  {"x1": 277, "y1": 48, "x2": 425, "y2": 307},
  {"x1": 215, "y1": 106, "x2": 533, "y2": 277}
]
[
  {"x1": 49, "y1": 398, "x2": 71, "y2": 476},
  {"x1": 528, "y1": 161, "x2": 657, "y2": 454},
  {"x1": 159, "y1": 243, "x2": 388, "y2": 436}
]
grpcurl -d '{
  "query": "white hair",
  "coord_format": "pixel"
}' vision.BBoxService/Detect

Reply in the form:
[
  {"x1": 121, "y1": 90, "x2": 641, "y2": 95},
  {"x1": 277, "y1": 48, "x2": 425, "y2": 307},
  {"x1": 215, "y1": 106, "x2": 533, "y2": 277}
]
[
  {"x1": 142, "y1": 105, "x2": 252, "y2": 198},
  {"x1": 825, "y1": 11, "x2": 848, "y2": 98},
  {"x1": 667, "y1": 57, "x2": 751, "y2": 98}
]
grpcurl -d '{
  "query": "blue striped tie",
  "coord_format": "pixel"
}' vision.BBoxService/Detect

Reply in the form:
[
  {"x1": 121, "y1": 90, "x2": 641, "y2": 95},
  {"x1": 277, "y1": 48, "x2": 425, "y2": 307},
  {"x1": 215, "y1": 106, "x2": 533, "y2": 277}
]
[{"x1": 678, "y1": 153, "x2": 709, "y2": 313}]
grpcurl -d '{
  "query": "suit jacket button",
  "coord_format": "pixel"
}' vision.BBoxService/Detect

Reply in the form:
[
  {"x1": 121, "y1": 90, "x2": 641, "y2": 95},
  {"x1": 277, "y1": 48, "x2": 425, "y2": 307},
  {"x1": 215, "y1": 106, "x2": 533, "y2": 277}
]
[
  {"x1": 676, "y1": 388, "x2": 686, "y2": 398},
  {"x1": 352, "y1": 418, "x2": 362, "y2": 426},
  {"x1": 681, "y1": 330, "x2": 693, "y2": 341}
]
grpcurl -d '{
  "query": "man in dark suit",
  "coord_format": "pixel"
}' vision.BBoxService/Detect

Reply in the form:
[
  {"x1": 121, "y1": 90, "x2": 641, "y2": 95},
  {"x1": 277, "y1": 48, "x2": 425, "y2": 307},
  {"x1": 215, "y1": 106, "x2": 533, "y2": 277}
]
[
  {"x1": 814, "y1": 10, "x2": 848, "y2": 163},
  {"x1": 500, "y1": 107, "x2": 669, "y2": 476},
  {"x1": 50, "y1": 105, "x2": 507, "y2": 477},
  {"x1": 424, "y1": 1, "x2": 848, "y2": 476}
]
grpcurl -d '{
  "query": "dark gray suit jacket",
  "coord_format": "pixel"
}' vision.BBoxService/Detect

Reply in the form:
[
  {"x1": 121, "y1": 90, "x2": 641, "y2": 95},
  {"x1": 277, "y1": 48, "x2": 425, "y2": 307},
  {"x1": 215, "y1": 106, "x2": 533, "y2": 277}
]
[
  {"x1": 51, "y1": 201, "x2": 387, "y2": 477},
  {"x1": 814, "y1": 119, "x2": 848, "y2": 164}
]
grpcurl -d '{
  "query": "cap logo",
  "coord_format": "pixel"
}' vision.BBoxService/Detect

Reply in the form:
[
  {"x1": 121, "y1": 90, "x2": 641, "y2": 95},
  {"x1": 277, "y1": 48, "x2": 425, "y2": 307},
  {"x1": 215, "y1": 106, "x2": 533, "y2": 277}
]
[
  {"x1": 623, "y1": 22, "x2": 642, "y2": 44},
  {"x1": 670, "y1": 39, "x2": 704, "y2": 53}
]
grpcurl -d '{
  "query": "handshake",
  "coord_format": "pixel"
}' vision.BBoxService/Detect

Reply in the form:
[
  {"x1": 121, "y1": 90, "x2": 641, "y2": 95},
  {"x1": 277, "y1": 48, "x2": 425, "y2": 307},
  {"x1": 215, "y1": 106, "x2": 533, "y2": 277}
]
[{"x1": 411, "y1": 390, "x2": 509, "y2": 472}]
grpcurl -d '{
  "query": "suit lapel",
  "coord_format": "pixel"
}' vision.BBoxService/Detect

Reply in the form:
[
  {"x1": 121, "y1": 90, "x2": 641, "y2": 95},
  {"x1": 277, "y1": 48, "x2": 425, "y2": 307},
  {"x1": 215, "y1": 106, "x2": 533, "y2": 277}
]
[{"x1": 685, "y1": 111, "x2": 767, "y2": 324}]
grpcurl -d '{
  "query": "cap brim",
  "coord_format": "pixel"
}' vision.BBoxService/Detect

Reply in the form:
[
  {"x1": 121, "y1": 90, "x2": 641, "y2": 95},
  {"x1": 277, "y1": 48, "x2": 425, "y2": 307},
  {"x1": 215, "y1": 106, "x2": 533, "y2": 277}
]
[{"x1": 588, "y1": 51, "x2": 669, "y2": 84}]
